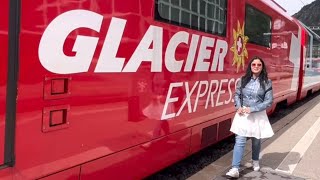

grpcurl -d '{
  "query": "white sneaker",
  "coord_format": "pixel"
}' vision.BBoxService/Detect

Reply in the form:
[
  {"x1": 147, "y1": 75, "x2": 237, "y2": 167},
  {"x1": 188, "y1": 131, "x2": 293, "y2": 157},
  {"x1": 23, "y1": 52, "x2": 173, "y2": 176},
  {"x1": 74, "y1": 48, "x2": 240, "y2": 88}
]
[
  {"x1": 252, "y1": 160, "x2": 260, "y2": 171},
  {"x1": 226, "y1": 167, "x2": 239, "y2": 178}
]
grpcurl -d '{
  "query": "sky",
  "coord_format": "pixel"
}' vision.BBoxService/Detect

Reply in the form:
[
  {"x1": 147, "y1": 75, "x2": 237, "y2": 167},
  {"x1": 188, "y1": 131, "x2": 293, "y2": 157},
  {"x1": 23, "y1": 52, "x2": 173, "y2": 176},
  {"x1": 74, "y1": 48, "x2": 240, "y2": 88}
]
[{"x1": 273, "y1": 0, "x2": 316, "y2": 15}]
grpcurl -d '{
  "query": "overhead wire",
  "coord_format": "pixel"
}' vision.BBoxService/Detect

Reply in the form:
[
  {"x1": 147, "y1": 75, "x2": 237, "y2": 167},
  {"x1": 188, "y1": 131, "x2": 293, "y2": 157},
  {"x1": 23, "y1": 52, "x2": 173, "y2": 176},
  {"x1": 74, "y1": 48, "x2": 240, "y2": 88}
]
[{"x1": 298, "y1": 0, "x2": 306, "y2": 5}]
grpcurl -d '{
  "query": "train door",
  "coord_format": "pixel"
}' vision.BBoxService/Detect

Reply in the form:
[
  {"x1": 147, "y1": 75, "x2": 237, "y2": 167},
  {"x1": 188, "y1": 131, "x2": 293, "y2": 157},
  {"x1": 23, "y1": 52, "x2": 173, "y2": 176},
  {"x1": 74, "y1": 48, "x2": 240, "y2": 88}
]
[{"x1": 0, "y1": 1, "x2": 10, "y2": 166}]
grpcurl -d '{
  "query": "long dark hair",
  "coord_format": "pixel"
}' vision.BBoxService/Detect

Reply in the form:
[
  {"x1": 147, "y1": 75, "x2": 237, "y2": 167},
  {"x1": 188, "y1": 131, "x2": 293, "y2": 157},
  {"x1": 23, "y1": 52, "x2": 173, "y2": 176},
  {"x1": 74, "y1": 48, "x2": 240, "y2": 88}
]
[{"x1": 241, "y1": 56, "x2": 268, "y2": 90}]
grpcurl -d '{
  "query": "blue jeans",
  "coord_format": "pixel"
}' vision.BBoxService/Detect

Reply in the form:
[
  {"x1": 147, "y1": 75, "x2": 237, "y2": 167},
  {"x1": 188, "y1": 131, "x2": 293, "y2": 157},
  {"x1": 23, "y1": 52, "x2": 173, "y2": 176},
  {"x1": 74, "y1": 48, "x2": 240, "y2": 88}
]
[{"x1": 232, "y1": 135, "x2": 261, "y2": 169}]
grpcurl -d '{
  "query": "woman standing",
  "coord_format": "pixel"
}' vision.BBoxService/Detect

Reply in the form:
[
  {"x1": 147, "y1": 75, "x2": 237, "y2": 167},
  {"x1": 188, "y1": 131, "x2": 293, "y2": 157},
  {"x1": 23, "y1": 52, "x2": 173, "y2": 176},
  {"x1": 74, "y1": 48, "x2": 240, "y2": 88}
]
[{"x1": 226, "y1": 56, "x2": 274, "y2": 178}]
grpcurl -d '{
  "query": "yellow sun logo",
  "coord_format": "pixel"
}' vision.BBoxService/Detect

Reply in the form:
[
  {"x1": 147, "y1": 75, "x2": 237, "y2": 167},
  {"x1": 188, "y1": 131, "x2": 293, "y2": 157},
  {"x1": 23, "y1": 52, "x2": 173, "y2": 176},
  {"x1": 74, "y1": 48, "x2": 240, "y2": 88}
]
[{"x1": 230, "y1": 21, "x2": 249, "y2": 72}]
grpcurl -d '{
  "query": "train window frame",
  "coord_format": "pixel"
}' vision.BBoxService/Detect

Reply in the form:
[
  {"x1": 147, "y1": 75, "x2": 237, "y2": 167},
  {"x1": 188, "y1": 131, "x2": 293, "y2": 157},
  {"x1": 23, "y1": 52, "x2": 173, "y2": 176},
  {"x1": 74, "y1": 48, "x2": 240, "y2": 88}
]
[
  {"x1": 244, "y1": 4, "x2": 272, "y2": 47},
  {"x1": 154, "y1": 0, "x2": 227, "y2": 37},
  {"x1": 302, "y1": 22, "x2": 320, "y2": 69}
]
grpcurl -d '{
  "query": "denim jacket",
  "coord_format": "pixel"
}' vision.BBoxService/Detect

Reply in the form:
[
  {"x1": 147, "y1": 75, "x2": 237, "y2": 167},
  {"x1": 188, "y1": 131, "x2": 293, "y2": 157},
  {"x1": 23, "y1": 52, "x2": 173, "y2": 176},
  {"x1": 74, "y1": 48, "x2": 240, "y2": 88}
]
[{"x1": 234, "y1": 77, "x2": 273, "y2": 112}]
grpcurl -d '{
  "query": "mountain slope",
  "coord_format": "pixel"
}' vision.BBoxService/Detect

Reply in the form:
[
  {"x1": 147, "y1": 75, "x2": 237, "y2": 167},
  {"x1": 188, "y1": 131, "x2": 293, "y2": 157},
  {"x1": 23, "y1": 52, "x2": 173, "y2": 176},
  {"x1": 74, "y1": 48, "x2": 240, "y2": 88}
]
[{"x1": 293, "y1": 0, "x2": 320, "y2": 26}]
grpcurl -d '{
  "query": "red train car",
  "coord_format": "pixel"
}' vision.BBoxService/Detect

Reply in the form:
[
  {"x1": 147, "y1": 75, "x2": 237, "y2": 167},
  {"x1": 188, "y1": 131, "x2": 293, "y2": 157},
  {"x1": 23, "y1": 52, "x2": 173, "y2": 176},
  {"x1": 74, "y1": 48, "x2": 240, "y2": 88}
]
[{"x1": 0, "y1": 0, "x2": 319, "y2": 179}]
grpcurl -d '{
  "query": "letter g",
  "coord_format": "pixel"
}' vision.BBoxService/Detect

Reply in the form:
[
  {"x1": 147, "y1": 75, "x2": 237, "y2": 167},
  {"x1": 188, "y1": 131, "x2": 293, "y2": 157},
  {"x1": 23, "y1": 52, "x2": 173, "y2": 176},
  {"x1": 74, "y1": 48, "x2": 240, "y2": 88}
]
[{"x1": 38, "y1": 10, "x2": 103, "y2": 74}]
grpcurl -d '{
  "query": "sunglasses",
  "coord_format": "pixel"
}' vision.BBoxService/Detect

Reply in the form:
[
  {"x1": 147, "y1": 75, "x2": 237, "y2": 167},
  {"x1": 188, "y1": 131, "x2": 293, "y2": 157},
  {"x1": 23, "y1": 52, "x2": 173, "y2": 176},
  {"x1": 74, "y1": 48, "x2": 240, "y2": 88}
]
[{"x1": 251, "y1": 63, "x2": 262, "y2": 67}]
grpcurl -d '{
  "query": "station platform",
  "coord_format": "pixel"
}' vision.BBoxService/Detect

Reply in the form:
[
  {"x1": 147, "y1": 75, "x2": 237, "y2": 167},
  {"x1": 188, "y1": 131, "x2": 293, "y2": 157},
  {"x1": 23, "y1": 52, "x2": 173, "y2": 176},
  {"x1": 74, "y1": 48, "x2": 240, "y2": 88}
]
[{"x1": 188, "y1": 93, "x2": 320, "y2": 180}]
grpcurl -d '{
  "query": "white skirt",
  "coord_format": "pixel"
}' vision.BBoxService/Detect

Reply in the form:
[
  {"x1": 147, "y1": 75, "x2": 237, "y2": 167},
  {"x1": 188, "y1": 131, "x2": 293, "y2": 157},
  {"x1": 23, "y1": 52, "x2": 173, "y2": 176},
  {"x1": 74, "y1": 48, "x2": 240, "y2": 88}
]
[{"x1": 230, "y1": 110, "x2": 274, "y2": 139}]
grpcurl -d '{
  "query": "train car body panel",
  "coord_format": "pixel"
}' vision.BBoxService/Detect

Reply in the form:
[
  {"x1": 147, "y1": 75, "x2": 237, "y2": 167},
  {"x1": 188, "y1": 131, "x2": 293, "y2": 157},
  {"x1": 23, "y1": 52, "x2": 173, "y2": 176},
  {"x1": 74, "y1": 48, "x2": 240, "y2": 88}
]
[
  {"x1": 0, "y1": 0, "x2": 318, "y2": 179},
  {"x1": 81, "y1": 129, "x2": 190, "y2": 180},
  {"x1": 15, "y1": 0, "x2": 216, "y2": 178},
  {"x1": 38, "y1": 167, "x2": 80, "y2": 180}
]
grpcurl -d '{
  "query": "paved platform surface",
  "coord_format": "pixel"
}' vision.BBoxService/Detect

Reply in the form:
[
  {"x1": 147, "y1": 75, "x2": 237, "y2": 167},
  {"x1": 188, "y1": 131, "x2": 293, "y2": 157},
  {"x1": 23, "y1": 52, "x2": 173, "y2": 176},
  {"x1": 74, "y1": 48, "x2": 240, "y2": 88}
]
[{"x1": 188, "y1": 93, "x2": 320, "y2": 180}]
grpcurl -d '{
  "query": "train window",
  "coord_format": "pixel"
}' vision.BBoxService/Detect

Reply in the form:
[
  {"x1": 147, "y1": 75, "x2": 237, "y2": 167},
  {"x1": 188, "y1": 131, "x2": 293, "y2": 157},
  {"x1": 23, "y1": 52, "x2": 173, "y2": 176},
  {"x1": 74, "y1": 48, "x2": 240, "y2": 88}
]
[
  {"x1": 306, "y1": 32, "x2": 320, "y2": 69},
  {"x1": 312, "y1": 36, "x2": 320, "y2": 59},
  {"x1": 155, "y1": 0, "x2": 227, "y2": 36},
  {"x1": 245, "y1": 4, "x2": 272, "y2": 47},
  {"x1": 306, "y1": 35, "x2": 311, "y2": 68},
  {"x1": 299, "y1": 22, "x2": 320, "y2": 70}
]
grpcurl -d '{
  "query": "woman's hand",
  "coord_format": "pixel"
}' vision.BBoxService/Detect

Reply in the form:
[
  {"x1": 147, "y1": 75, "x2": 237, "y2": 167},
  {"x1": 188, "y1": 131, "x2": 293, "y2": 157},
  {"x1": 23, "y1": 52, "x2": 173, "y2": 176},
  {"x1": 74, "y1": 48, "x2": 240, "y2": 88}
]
[
  {"x1": 243, "y1": 106, "x2": 251, "y2": 114},
  {"x1": 237, "y1": 107, "x2": 251, "y2": 115},
  {"x1": 237, "y1": 107, "x2": 245, "y2": 116}
]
